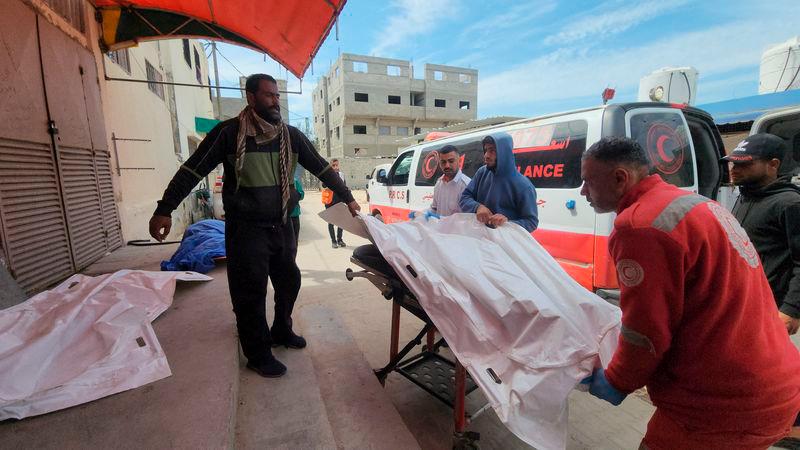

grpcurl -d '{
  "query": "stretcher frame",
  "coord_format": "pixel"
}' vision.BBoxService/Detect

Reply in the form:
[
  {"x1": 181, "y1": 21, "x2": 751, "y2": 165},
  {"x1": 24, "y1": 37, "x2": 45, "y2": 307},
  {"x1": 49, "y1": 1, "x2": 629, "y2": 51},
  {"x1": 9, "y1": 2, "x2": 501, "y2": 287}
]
[{"x1": 346, "y1": 256, "x2": 491, "y2": 449}]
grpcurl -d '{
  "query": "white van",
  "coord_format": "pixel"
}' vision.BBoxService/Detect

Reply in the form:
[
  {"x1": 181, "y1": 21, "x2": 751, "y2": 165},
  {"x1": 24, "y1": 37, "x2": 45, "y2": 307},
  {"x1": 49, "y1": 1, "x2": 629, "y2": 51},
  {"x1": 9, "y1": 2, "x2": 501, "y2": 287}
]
[{"x1": 367, "y1": 102, "x2": 758, "y2": 296}]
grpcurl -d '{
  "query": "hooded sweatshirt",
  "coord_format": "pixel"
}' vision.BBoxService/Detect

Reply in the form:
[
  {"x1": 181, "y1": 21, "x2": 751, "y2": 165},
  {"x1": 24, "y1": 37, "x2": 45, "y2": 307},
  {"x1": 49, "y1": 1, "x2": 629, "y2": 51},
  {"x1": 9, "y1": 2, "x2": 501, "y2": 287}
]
[
  {"x1": 459, "y1": 132, "x2": 539, "y2": 232},
  {"x1": 732, "y1": 176, "x2": 800, "y2": 317}
]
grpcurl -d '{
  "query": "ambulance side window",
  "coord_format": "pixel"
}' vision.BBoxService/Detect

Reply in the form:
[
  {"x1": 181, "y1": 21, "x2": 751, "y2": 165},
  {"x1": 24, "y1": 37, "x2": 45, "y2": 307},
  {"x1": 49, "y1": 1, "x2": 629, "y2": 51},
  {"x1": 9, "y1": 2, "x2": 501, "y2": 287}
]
[
  {"x1": 387, "y1": 151, "x2": 414, "y2": 186},
  {"x1": 414, "y1": 140, "x2": 484, "y2": 185},
  {"x1": 510, "y1": 120, "x2": 588, "y2": 188},
  {"x1": 459, "y1": 141, "x2": 485, "y2": 178},
  {"x1": 628, "y1": 111, "x2": 695, "y2": 187},
  {"x1": 415, "y1": 149, "x2": 442, "y2": 186}
]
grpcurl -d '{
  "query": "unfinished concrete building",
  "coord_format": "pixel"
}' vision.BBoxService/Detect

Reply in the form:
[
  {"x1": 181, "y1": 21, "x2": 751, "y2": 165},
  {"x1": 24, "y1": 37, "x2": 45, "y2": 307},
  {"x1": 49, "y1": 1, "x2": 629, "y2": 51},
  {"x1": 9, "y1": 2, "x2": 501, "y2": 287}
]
[{"x1": 311, "y1": 54, "x2": 477, "y2": 185}]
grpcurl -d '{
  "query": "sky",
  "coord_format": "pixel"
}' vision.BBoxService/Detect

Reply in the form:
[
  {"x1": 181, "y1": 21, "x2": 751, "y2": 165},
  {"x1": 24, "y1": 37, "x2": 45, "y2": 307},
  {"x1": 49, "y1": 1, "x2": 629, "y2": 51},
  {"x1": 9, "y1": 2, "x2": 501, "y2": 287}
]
[{"x1": 209, "y1": 0, "x2": 800, "y2": 134}]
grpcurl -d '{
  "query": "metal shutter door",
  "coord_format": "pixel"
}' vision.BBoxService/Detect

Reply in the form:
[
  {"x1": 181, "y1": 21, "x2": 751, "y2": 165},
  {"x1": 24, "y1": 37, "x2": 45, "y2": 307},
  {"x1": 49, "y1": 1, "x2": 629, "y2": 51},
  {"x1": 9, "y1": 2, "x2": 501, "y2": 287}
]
[
  {"x1": 0, "y1": 3, "x2": 74, "y2": 293},
  {"x1": 95, "y1": 150, "x2": 123, "y2": 250},
  {"x1": 0, "y1": 143, "x2": 75, "y2": 292},
  {"x1": 39, "y1": 16, "x2": 119, "y2": 269}
]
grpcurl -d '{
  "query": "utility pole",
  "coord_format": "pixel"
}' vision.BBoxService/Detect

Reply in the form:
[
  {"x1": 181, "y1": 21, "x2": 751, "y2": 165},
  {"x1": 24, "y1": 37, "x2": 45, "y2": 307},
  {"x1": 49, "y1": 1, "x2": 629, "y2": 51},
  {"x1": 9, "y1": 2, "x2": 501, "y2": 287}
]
[{"x1": 211, "y1": 41, "x2": 222, "y2": 119}]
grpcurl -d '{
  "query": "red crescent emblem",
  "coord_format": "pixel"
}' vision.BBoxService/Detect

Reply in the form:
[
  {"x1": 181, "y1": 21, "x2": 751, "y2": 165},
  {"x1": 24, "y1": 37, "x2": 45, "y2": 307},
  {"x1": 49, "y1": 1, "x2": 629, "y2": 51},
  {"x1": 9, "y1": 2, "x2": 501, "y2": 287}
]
[
  {"x1": 421, "y1": 152, "x2": 438, "y2": 179},
  {"x1": 646, "y1": 123, "x2": 685, "y2": 175},
  {"x1": 656, "y1": 135, "x2": 674, "y2": 162}
]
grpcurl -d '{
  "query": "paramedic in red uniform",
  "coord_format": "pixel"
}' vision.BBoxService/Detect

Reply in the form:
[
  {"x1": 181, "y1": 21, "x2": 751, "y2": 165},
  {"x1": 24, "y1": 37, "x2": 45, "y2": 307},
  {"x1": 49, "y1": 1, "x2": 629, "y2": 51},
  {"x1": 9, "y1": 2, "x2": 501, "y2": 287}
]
[{"x1": 578, "y1": 136, "x2": 800, "y2": 449}]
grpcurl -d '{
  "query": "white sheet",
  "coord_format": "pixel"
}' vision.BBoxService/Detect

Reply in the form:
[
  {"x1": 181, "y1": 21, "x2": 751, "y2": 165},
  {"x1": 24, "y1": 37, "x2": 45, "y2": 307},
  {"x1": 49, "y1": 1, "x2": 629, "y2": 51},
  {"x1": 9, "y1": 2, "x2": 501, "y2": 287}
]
[
  {"x1": 0, "y1": 269, "x2": 211, "y2": 420},
  {"x1": 359, "y1": 213, "x2": 621, "y2": 449},
  {"x1": 318, "y1": 203, "x2": 372, "y2": 240}
]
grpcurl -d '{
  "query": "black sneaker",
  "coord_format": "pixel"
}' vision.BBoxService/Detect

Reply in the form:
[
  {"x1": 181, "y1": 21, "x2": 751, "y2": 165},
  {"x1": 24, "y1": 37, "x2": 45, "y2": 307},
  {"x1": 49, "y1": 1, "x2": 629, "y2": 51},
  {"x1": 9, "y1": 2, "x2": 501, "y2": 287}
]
[
  {"x1": 272, "y1": 331, "x2": 307, "y2": 349},
  {"x1": 337, "y1": 239, "x2": 346, "y2": 248},
  {"x1": 246, "y1": 355, "x2": 287, "y2": 378},
  {"x1": 331, "y1": 241, "x2": 338, "y2": 249}
]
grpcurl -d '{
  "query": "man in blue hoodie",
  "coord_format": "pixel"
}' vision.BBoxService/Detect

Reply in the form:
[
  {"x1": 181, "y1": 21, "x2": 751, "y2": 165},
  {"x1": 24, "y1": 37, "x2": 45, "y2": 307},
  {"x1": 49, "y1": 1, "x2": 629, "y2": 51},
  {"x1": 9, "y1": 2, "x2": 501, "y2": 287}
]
[{"x1": 459, "y1": 132, "x2": 539, "y2": 232}]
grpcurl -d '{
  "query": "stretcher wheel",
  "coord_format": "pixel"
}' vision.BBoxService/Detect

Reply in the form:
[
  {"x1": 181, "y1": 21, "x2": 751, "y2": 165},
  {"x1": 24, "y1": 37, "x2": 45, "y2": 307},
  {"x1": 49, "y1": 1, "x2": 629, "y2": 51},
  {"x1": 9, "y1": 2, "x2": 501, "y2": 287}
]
[{"x1": 452, "y1": 431, "x2": 480, "y2": 450}]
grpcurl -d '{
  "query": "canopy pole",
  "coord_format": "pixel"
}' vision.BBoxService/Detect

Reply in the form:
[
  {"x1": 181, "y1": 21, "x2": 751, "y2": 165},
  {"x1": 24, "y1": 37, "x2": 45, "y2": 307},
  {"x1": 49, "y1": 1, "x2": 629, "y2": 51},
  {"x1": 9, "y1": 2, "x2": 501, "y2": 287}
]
[{"x1": 211, "y1": 41, "x2": 222, "y2": 118}]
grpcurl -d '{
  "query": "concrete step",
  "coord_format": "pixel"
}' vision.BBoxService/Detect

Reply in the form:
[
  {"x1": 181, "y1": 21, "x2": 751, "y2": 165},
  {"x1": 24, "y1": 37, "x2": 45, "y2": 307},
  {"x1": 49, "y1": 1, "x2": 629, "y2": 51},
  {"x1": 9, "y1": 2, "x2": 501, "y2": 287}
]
[
  {"x1": 234, "y1": 342, "x2": 338, "y2": 450},
  {"x1": 0, "y1": 254, "x2": 240, "y2": 450},
  {"x1": 294, "y1": 303, "x2": 420, "y2": 450}
]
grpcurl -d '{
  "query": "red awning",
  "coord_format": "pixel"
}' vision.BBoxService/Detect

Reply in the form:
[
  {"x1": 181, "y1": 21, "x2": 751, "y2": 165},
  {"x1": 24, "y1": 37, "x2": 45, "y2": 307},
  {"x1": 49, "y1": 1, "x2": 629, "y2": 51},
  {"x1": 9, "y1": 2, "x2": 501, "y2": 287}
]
[{"x1": 92, "y1": 0, "x2": 346, "y2": 78}]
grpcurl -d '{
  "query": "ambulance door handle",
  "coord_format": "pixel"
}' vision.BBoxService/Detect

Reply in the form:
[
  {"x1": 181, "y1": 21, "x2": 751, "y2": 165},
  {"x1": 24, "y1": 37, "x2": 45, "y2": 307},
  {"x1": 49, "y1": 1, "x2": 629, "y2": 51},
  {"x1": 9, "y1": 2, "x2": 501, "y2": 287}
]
[{"x1": 406, "y1": 189, "x2": 410, "y2": 203}]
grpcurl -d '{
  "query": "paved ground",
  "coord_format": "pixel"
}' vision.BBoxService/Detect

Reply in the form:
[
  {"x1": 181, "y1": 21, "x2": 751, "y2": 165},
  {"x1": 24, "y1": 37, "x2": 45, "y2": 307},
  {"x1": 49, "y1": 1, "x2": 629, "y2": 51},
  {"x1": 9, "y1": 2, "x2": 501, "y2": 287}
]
[
  {"x1": 0, "y1": 189, "x2": 659, "y2": 450},
  {"x1": 291, "y1": 190, "x2": 656, "y2": 449}
]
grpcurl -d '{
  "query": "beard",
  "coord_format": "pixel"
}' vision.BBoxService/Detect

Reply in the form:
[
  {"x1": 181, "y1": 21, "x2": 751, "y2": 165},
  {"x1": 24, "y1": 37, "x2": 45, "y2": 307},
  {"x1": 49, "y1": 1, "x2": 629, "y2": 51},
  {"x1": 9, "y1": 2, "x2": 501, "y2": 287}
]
[{"x1": 254, "y1": 104, "x2": 282, "y2": 124}]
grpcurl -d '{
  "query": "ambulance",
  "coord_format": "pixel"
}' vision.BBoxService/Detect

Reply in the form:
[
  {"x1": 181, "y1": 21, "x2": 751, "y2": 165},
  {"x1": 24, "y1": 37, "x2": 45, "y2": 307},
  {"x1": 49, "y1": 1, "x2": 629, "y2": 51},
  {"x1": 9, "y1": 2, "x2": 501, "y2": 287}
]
[{"x1": 366, "y1": 102, "x2": 736, "y2": 298}]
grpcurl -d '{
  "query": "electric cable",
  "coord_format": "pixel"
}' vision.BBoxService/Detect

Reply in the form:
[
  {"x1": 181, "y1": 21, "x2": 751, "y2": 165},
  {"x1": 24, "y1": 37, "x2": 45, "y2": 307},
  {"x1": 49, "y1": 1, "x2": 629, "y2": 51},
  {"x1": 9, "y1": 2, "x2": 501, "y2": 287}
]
[
  {"x1": 127, "y1": 239, "x2": 182, "y2": 246},
  {"x1": 213, "y1": 45, "x2": 246, "y2": 78}
]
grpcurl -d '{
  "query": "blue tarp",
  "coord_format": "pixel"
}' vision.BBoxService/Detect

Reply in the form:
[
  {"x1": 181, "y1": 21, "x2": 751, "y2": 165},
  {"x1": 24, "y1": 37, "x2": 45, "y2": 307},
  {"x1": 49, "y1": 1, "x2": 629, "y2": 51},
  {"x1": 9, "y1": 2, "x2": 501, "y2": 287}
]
[
  {"x1": 697, "y1": 90, "x2": 800, "y2": 125},
  {"x1": 161, "y1": 220, "x2": 225, "y2": 273}
]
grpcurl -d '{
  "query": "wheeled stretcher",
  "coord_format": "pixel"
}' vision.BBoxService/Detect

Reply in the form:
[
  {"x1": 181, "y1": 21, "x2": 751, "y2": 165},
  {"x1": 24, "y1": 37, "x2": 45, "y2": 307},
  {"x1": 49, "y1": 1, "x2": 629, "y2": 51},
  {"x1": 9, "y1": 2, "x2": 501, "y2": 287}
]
[{"x1": 346, "y1": 244, "x2": 491, "y2": 449}]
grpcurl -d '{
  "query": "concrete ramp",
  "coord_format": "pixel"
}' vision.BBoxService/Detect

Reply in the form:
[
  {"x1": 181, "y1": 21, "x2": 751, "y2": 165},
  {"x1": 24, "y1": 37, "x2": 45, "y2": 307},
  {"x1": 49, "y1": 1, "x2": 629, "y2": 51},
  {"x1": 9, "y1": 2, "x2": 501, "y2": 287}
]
[{"x1": 295, "y1": 303, "x2": 420, "y2": 450}]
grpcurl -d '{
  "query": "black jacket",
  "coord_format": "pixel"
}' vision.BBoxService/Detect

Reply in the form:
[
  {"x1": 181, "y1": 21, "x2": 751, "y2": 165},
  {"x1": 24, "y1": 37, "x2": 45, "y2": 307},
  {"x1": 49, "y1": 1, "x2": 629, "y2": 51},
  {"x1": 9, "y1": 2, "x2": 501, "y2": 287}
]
[
  {"x1": 155, "y1": 118, "x2": 352, "y2": 223},
  {"x1": 733, "y1": 177, "x2": 800, "y2": 317}
]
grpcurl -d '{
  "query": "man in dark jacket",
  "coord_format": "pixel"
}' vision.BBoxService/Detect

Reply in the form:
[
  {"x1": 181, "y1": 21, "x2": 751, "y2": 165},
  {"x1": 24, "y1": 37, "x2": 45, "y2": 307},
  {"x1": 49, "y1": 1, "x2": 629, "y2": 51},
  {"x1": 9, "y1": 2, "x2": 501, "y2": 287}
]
[
  {"x1": 728, "y1": 133, "x2": 800, "y2": 335},
  {"x1": 459, "y1": 133, "x2": 539, "y2": 232},
  {"x1": 149, "y1": 74, "x2": 359, "y2": 378}
]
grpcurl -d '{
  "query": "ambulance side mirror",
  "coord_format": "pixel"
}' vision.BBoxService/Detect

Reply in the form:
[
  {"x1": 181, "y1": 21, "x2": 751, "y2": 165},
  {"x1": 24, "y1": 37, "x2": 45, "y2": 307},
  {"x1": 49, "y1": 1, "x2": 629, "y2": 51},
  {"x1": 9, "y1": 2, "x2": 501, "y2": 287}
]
[{"x1": 376, "y1": 169, "x2": 388, "y2": 184}]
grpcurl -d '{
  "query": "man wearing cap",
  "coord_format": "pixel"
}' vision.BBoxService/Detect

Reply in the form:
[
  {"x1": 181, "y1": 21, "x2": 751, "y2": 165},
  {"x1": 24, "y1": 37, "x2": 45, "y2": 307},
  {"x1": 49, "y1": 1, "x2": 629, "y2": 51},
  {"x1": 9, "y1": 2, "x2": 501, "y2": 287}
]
[{"x1": 727, "y1": 133, "x2": 800, "y2": 335}]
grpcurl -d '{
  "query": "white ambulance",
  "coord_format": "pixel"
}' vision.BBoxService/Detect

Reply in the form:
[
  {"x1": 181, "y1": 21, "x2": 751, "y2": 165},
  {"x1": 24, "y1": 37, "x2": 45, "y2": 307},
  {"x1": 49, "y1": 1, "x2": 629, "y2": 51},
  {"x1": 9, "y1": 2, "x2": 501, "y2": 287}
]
[{"x1": 367, "y1": 102, "x2": 737, "y2": 297}]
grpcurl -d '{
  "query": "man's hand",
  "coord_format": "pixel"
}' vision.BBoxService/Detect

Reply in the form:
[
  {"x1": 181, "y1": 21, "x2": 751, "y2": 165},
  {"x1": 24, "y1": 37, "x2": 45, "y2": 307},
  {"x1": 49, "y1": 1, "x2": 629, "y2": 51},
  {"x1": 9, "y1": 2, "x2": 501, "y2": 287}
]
[
  {"x1": 347, "y1": 200, "x2": 361, "y2": 216},
  {"x1": 487, "y1": 214, "x2": 508, "y2": 227},
  {"x1": 476, "y1": 204, "x2": 492, "y2": 223},
  {"x1": 779, "y1": 312, "x2": 800, "y2": 335},
  {"x1": 149, "y1": 215, "x2": 172, "y2": 242}
]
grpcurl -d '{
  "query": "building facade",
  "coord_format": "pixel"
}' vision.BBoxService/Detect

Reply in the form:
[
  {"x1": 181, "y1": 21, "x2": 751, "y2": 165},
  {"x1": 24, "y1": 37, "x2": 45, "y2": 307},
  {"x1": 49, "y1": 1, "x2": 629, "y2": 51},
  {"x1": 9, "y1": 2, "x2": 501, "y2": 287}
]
[
  {"x1": 0, "y1": 0, "x2": 219, "y2": 294},
  {"x1": 103, "y1": 38, "x2": 216, "y2": 243},
  {"x1": 0, "y1": 0, "x2": 123, "y2": 294},
  {"x1": 312, "y1": 54, "x2": 477, "y2": 186}
]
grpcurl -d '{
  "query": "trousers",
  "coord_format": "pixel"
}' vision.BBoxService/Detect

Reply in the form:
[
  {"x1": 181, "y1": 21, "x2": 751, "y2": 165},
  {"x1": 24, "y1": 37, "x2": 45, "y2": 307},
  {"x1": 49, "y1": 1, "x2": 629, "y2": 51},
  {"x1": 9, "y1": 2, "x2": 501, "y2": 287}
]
[
  {"x1": 225, "y1": 220, "x2": 300, "y2": 363},
  {"x1": 328, "y1": 223, "x2": 343, "y2": 242},
  {"x1": 290, "y1": 216, "x2": 300, "y2": 245}
]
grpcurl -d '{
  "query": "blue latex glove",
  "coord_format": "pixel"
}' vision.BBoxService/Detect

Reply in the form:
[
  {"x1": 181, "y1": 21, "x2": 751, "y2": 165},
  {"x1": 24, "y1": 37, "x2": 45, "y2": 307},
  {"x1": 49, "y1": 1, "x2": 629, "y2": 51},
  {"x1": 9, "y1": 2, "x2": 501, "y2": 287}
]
[
  {"x1": 408, "y1": 211, "x2": 417, "y2": 219},
  {"x1": 423, "y1": 211, "x2": 440, "y2": 221},
  {"x1": 580, "y1": 368, "x2": 627, "y2": 406}
]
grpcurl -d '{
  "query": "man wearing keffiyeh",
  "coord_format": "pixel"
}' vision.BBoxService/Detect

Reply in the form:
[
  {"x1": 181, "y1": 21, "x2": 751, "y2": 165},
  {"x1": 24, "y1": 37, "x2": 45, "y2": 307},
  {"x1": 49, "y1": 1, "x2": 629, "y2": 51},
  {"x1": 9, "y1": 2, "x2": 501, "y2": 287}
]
[{"x1": 149, "y1": 74, "x2": 359, "y2": 378}]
